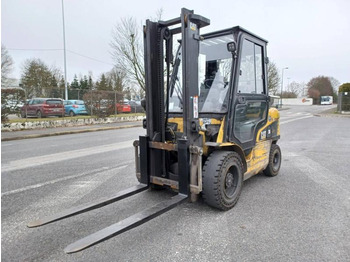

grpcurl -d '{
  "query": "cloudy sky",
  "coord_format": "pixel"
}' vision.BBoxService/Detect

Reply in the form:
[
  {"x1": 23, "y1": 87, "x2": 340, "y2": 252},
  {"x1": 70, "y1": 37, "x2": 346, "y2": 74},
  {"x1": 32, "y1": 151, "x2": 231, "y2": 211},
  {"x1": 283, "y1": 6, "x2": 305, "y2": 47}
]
[{"x1": 2, "y1": 0, "x2": 350, "y2": 86}]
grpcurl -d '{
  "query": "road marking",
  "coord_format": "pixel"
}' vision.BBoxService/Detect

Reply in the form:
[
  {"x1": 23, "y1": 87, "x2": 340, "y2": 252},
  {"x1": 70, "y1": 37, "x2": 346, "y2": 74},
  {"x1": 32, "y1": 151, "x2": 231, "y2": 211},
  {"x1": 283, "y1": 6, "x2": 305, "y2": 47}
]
[
  {"x1": 2, "y1": 139, "x2": 134, "y2": 172},
  {"x1": 1, "y1": 163, "x2": 131, "y2": 197},
  {"x1": 280, "y1": 115, "x2": 313, "y2": 125},
  {"x1": 2, "y1": 143, "x2": 13, "y2": 146}
]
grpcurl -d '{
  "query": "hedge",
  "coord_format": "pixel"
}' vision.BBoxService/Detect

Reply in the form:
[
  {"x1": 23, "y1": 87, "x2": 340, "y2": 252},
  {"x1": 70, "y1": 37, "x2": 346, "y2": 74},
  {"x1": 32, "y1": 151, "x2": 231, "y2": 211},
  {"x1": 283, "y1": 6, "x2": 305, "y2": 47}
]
[{"x1": 339, "y1": 83, "x2": 350, "y2": 92}]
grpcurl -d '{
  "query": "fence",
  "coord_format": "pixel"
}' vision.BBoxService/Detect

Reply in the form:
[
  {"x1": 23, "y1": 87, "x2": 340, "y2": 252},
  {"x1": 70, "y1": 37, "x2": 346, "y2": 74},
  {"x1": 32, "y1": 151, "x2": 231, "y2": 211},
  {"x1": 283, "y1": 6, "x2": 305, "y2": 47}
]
[
  {"x1": 1, "y1": 87, "x2": 143, "y2": 120},
  {"x1": 337, "y1": 92, "x2": 350, "y2": 112}
]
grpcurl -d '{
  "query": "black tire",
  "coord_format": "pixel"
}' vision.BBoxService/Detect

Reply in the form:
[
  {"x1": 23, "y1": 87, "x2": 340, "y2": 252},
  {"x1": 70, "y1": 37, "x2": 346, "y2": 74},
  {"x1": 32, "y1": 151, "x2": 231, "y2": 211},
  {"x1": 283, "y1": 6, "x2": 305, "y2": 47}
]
[
  {"x1": 36, "y1": 110, "x2": 42, "y2": 118},
  {"x1": 69, "y1": 110, "x2": 75, "y2": 117},
  {"x1": 202, "y1": 151, "x2": 244, "y2": 211},
  {"x1": 263, "y1": 144, "x2": 281, "y2": 177},
  {"x1": 21, "y1": 111, "x2": 26, "y2": 118}
]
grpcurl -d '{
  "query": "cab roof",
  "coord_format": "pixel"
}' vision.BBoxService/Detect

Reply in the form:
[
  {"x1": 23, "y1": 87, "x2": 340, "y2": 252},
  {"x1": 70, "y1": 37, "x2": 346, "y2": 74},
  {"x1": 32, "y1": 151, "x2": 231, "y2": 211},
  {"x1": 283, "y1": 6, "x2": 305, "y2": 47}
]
[{"x1": 202, "y1": 26, "x2": 268, "y2": 44}]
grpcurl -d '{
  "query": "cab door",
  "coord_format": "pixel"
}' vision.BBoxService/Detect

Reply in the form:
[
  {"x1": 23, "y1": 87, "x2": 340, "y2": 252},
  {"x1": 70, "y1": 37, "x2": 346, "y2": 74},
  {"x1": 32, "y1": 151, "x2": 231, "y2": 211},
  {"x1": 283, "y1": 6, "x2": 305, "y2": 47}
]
[
  {"x1": 230, "y1": 35, "x2": 269, "y2": 150},
  {"x1": 27, "y1": 99, "x2": 35, "y2": 115}
]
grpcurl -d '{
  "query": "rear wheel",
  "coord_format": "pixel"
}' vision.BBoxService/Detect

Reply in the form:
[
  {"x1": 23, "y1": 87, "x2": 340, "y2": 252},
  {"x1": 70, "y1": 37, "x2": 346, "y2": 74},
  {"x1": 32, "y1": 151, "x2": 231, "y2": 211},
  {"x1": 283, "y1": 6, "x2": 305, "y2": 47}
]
[
  {"x1": 21, "y1": 111, "x2": 26, "y2": 118},
  {"x1": 36, "y1": 110, "x2": 42, "y2": 118},
  {"x1": 69, "y1": 110, "x2": 75, "y2": 117},
  {"x1": 202, "y1": 151, "x2": 244, "y2": 211},
  {"x1": 263, "y1": 144, "x2": 281, "y2": 177}
]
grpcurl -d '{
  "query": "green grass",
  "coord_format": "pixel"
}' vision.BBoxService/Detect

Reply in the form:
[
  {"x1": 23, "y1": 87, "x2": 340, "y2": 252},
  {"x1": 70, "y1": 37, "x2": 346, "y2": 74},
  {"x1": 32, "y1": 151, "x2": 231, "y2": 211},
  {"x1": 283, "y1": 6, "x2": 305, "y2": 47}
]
[{"x1": 8, "y1": 113, "x2": 145, "y2": 123}]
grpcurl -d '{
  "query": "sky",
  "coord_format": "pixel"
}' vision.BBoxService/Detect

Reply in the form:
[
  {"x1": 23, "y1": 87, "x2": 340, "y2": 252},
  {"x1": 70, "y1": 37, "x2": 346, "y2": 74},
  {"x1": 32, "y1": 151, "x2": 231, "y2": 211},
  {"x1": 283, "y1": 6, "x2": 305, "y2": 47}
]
[{"x1": 1, "y1": 0, "x2": 350, "y2": 86}]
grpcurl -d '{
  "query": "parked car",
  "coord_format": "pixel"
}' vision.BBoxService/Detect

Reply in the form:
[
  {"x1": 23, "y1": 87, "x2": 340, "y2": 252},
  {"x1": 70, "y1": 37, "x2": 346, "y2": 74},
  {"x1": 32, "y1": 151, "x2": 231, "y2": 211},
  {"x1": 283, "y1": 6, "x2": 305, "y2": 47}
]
[
  {"x1": 116, "y1": 102, "x2": 131, "y2": 113},
  {"x1": 21, "y1": 98, "x2": 64, "y2": 118},
  {"x1": 64, "y1": 100, "x2": 88, "y2": 116},
  {"x1": 127, "y1": 100, "x2": 144, "y2": 113}
]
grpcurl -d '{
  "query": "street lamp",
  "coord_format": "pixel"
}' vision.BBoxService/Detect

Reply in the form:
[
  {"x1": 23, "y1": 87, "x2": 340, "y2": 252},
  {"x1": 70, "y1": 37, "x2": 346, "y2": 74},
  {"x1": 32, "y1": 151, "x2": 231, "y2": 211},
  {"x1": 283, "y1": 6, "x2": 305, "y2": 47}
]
[
  {"x1": 280, "y1": 67, "x2": 288, "y2": 107},
  {"x1": 61, "y1": 0, "x2": 68, "y2": 100}
]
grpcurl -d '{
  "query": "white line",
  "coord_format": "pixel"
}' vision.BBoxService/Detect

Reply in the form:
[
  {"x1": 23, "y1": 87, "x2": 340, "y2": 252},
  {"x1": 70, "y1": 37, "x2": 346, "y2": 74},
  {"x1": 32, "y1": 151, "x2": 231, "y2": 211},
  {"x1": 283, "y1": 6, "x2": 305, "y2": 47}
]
[
  {"x1": 280, "y1": 115, "x2": 314, "y2": 125},
  {"x1": 1, "y1": 164, "x2": 129, "y2": 197},
  {"x1": 2, "y1": 139, "x2": 134, "y2": 172}
]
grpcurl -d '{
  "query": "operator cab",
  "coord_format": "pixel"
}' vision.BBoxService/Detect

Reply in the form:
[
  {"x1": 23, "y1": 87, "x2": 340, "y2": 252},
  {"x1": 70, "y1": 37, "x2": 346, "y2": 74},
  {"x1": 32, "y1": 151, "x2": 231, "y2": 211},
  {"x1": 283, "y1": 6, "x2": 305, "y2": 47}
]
[{"x1": 169, "y1": 27, "x2": 269, "y2": 150}]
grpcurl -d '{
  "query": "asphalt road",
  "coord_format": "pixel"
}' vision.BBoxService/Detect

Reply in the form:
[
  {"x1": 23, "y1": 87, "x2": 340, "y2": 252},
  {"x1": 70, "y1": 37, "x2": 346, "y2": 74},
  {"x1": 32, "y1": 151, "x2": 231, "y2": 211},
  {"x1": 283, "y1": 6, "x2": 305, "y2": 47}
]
[{"x1": 2, "y1": 105, "x2": 350, "y2": 262}]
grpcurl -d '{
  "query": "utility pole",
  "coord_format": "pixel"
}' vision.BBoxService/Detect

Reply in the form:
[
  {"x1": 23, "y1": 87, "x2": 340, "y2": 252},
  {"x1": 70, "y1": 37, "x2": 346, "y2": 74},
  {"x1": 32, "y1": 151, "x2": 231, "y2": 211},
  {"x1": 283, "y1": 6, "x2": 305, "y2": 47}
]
[{"x1": 61, "y1": 0, "x2": 68, "y2": 100}]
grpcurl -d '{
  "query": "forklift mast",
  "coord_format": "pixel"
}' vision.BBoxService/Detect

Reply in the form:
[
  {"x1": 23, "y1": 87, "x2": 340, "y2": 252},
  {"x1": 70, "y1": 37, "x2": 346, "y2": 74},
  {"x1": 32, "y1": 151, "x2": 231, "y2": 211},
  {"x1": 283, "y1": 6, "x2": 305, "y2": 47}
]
[{"x1": 142, "y1": 8, "x2": 210, "y2": 194}]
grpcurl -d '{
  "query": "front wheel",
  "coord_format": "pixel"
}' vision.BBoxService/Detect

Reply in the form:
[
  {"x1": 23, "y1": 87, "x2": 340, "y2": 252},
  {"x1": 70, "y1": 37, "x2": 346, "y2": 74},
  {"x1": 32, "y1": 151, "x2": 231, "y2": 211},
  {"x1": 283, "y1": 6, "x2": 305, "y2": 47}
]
[
  {"x1": 21, "y1": 111, "x2": 26, "y2": 118},
  {"x1": 69, "y1": 110, "x2": 75, "y2": 117},
  {"x1": 263, "y1": 144, "x2": 281, "y2": 177},
  {"x1": 202, "y1": 151, "x2": 244, "y2": 211},
  {"x1": 36, "y1": 110, "x2": 42, "y2": 118}
]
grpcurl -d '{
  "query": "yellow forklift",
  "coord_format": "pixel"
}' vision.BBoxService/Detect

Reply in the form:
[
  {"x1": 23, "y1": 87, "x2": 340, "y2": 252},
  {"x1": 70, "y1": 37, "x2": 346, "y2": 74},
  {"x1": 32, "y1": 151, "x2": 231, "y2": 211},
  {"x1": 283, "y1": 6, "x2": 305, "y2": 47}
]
[{"x1": 28, "y1": 8, "x2": 281, "y2": 253}]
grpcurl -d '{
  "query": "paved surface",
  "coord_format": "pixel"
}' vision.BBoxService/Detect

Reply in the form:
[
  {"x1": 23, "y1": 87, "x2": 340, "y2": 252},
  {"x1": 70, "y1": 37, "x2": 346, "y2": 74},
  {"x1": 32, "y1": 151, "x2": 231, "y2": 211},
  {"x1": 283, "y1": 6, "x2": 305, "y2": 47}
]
[
  {"x1": 1, "y1": 121, "x2": 142, "y2": 141},
  {"x1": 2, "y1": 105, "x2": 350, "y2": 261}
]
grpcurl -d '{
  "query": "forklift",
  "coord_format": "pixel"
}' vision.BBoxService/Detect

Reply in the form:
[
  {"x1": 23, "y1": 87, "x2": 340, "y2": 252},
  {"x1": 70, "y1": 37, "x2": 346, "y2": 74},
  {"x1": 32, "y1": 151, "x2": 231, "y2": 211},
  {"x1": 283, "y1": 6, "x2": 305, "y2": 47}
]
[{"x1": 28, "y1": 8, "x2": 281, "y2": 253}]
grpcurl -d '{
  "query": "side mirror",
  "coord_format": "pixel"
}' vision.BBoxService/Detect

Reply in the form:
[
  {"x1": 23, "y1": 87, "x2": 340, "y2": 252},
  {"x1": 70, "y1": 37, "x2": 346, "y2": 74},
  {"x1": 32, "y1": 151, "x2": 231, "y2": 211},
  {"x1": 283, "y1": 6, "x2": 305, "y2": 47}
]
[{"x1": 227, "y1": 41, "x2": 237, "y2": 53}]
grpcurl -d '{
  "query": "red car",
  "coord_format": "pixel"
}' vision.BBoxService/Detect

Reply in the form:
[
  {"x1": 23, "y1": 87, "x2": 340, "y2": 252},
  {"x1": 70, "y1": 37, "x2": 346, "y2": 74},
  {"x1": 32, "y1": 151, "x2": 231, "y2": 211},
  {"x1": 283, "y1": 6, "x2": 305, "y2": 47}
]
[
  {"x1": 116, "y1": 103, "x2": 131, "y2": 113},
  {"x1": 21, "y1": 98, "x2": 64, "y2": 118}
]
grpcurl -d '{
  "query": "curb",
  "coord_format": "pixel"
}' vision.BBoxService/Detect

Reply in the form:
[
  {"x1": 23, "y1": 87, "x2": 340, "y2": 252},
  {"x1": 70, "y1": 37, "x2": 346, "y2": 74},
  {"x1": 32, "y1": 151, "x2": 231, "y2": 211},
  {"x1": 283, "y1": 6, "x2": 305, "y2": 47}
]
[
  {"x1": 1, "y1": 124, "x2": 142, "y2": 142},
  {"x1": 314, "y1": 113, "x2": 350, "y2": 118}
]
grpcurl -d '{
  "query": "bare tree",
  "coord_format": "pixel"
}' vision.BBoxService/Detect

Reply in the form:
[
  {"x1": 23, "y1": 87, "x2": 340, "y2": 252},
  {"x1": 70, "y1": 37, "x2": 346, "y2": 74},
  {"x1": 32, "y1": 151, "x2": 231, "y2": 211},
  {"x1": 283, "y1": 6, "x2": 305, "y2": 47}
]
[
  {"x1": 1, "y1": 44, "x2": 14, "y2": 87},
  {"x1": 110, "y1": 10, "x2": 163, "y2": 92},
  {"x1": 285, "y1": 81, "x2": 304, "y2": 97},
  {"x1": 267, "y1": 61, "x2": 280, "y2": 95},
  {"x1": 106, "y1": 67, "x2": 127, "y2": 93},
  {"x1": 329, "y1": 76, "x2": 340, "y2": 91},
  {"x1": 110, "y1": 17, "x2": 145, "y2": 91},
  {"x1": 328, "y1": 76, "x2": 340, "y2": 102}
]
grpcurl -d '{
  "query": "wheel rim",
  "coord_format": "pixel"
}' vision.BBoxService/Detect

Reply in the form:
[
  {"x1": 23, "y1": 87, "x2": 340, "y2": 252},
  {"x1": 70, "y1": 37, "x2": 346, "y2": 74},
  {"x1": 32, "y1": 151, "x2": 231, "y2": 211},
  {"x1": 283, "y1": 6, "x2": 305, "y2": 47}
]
[
  {"x1": 70, "y1": 111, "x2": 74, "y2": 116},
  {"x1": 37, "y1": 111, "x2": 41, "y2": 118},
  {"x1": 272, "y1": 150, "x2": 280, "y2": 171},
  {"x1": 224, "y1": 165, "x2": 239, "y2": 198}
]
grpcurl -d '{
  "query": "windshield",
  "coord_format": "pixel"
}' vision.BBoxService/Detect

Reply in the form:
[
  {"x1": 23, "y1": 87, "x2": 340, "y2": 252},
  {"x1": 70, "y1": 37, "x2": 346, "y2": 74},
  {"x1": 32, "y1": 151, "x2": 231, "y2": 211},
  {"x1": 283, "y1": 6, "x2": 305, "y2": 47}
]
[
  {"x1": 169, "y1": 34, "x2": 234, "y2": 113},
  {"x1": 46, "y1": 100, "x2": 62, "y2": 104}
]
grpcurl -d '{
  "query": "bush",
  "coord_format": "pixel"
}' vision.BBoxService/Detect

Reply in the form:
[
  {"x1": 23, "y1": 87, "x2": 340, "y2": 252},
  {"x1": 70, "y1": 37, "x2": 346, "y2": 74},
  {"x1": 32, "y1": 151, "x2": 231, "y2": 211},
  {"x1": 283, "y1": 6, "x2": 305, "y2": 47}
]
[
  {"x1": 281, "y1": 91, "x2": 297, "y2": 98},
  {"x1": 339, "y1": 83, "x2": 350, "y2": 93},
  {"x1": 1, "y1": 88, "x2": 26, "y2": 122},
  {"x1": 82, "y1": 90, "x2": 123, "y2": 118}
]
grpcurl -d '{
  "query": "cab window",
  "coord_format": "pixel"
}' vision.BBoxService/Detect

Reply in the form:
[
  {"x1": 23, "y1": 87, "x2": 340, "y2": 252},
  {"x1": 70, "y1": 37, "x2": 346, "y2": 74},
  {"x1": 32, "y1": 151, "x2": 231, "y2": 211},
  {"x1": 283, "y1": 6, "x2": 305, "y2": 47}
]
[{"x1": 237, "y1": 39, "x2": 265, "y2": 95}]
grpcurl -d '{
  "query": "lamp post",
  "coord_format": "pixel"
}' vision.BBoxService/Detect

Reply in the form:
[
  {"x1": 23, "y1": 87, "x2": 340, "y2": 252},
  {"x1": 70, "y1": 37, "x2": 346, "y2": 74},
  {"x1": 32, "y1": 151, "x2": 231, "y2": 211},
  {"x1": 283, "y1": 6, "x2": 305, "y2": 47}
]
[
  {"x1": 280, "y1": 67, "x2": 288, "y2": 107},
  {"x1": 61, "y1": 0, "x2": 68, "y2": 100}
]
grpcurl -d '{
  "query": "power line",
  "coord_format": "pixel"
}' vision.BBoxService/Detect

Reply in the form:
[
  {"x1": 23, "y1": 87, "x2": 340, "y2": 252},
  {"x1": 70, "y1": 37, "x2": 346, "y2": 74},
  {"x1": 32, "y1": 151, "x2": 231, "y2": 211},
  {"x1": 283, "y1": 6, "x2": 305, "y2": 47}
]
[
  {"x1": 67, "y1": 50, "x2": 114, "y2": 66},
  {"x1": 7, "y1": 48, "x2": 114, "y2": 66}
]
